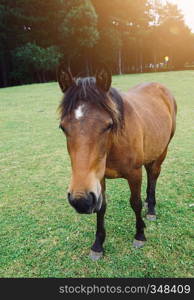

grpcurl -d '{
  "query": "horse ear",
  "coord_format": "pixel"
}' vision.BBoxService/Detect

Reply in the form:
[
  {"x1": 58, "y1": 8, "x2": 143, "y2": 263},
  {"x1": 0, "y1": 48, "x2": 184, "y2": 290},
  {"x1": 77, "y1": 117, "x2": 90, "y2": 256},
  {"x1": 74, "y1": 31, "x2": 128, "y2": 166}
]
[
  {"x1": 57, "y1": 65, "x2": 74, "y2": 93},
  {"x1": 96, "y1": 66, "x2": 112, "y2": 92}
]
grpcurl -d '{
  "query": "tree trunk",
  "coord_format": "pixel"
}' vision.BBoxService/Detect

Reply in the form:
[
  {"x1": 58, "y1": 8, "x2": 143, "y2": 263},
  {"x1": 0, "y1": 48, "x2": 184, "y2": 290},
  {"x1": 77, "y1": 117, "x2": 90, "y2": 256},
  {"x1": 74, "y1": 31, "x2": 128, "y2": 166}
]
[
  {"x1": 170, "y1": 47, "x2": 173, "y2": 70},
  {"x1": 88, "y1": 58, "x2": 93, "y2": 76},
  {"x1": 154, "y1": 49, "x2": 157, "y2": 72},
  {"x1": 135, "y1": 51, "x2": 138, "y2": 73},
  {"x1": 67, "y1": 57, "x2": 71, "y2": 71},
  {"x1": 37, "y1": 72, "x2": 42, "y2": 83},
  {"x1": 118, "y1": 47, "x2": 122, "y2": 75},
  {"x1": 0, "y1": 51, "x2": 8, "y2": 87},
  {"x1": 140, "y1": 51, "x2": 143, "y2": 73},
  {"x1": 42, "y1": 71, "x2": 46, "y2": 82},
  {"x1": 85, "y1": 54, "x2": 90, "y2": 76}
]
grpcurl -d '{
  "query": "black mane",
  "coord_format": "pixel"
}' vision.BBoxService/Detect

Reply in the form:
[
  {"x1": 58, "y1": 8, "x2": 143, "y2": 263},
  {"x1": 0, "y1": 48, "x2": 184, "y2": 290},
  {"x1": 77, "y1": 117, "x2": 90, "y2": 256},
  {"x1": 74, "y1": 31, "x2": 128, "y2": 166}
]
[{"x1": 59, "y1": 77, "x2": 124, "y2": 130}]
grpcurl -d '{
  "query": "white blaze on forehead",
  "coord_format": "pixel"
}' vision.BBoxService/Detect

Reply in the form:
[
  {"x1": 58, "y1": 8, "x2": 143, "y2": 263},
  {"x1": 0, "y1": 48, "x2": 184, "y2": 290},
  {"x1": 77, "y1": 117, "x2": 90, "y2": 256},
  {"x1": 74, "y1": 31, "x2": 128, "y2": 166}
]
[{"x1": 74, "y1": 104, "x2": 85, "y2": 120}]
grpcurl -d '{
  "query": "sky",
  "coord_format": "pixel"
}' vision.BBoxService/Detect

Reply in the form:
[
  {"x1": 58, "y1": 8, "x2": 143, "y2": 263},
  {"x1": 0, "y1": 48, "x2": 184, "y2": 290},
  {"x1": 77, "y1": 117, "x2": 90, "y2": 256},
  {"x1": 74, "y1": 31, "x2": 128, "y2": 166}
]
[{"x1": 162, "y1": 0, "x2": 194, "y2": 32}]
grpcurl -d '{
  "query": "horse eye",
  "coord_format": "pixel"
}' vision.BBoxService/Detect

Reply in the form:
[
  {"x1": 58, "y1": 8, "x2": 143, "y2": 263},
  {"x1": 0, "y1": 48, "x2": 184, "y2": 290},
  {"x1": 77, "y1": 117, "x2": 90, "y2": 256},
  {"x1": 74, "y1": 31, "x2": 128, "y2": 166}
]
[
  {"x1": 102, "y1": 123, "x2": 114, "y2": 133},
  {"x1": 59, "y1": 125, "x2": 67, "y2": 134},
  {"x1": 107, "y1": 123, "x2": 114, "y2": 130}
]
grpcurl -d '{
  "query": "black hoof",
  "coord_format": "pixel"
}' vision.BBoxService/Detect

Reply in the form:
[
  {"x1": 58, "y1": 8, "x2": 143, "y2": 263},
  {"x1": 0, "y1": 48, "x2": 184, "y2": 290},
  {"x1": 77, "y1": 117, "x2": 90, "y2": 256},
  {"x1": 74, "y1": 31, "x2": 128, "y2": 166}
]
[
  {"x1": 146, "y1": 214, "x2": 156, "y2": 221},
  {"x1": 89, "y1": 250, "x2": 103, "y2": 261},
  {"x1": 133, "y1": 239, "x2": 145, "y2": 248}
]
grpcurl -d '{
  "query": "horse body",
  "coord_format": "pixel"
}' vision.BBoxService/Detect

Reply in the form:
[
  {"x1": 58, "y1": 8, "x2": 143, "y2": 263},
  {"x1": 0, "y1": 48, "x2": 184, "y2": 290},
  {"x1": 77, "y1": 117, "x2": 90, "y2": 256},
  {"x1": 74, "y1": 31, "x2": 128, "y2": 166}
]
[
  {"x1": 106, "y1": 82, "x2": 177, "y2": 179},
  {"x1": 57, "y1": 66, "x2": 177, "y2": 260}
]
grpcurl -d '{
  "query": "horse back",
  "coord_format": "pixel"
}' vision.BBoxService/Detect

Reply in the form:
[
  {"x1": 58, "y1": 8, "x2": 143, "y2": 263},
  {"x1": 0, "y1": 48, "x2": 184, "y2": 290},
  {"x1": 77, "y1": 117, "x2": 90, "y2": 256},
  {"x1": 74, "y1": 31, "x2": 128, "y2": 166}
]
[
  {"x1": 123, "y1": 82, "x2": 177, "y2": 164},
  {"x1": 128, "y1": 82, "x2": 177, "y2": 117}
]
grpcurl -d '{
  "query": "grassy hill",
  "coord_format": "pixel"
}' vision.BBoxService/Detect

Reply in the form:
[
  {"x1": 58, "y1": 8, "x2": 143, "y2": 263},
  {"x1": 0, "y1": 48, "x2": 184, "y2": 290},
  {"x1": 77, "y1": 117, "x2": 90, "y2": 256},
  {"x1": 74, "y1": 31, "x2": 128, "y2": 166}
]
[{"x1": 0, "y1": 71, "x2": 193, "y2": 277}]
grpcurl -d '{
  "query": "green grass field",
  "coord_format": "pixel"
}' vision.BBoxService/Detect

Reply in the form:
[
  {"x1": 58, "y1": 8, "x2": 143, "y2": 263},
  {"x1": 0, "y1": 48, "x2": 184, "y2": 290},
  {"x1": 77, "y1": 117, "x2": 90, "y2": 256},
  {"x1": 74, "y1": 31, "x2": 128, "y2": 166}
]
[{"x1": 0, "y1": 71, "x2": 193, "y2": 278}]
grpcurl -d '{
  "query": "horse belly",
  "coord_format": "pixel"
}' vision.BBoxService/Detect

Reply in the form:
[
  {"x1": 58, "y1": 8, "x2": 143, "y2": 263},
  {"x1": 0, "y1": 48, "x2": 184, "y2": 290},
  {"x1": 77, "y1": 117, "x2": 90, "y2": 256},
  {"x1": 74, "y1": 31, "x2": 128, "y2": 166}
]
[{"x1": 143, "y1": 115, "x2": 172, "y2": 163}]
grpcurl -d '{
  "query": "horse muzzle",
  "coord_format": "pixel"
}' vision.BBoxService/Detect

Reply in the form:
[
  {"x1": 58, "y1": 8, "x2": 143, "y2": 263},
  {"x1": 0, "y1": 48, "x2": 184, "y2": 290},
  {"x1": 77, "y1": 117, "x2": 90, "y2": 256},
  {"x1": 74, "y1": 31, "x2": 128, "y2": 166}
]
[{"x1": 68, "y1": 192, "x2": 102, "y2": 214}]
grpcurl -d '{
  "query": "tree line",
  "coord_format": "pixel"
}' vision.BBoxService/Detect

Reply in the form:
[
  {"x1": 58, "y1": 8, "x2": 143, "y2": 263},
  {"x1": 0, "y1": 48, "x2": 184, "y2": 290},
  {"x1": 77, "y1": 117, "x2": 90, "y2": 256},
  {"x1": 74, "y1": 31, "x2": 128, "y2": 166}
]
[{"x1": 1, "y1": 0, "x2": 194, "y2": 87}]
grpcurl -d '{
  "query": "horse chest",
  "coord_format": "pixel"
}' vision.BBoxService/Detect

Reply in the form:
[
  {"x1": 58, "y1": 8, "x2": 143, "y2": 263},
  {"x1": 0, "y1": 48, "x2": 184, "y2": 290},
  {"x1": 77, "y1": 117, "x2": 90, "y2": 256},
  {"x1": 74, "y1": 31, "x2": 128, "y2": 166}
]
[{"x1": 105, "y1": 149, "x2": 134, "y2": 178}]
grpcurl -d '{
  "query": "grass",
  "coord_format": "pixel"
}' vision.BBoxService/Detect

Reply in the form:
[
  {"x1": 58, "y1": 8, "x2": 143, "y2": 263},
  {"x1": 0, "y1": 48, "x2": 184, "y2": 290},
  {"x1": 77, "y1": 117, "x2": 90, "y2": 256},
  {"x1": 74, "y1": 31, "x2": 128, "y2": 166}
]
[{"x1": 0, "y1": 71, "x2": 193, "y2": 278}]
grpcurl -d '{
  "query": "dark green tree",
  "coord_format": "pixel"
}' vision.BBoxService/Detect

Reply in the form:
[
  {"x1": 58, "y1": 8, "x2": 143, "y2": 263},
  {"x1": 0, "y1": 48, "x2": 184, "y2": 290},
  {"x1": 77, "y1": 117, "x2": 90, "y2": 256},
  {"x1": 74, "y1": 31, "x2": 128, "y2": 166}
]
[
  {"x1": 92, "y1": 0, "x2": 151, "y2": 74},
  {"x1": 150, "y1": 1, "x2": 194, "y2": 69},
  {"x1": 58, "y1": 0, "x2": 99, "y2": 74},
  {"x1": 1, "y1": 0, "x2": 194, "y2": 86},
  {"x1": 12, "y1": 43, "x2": 62, "y2": 83}
]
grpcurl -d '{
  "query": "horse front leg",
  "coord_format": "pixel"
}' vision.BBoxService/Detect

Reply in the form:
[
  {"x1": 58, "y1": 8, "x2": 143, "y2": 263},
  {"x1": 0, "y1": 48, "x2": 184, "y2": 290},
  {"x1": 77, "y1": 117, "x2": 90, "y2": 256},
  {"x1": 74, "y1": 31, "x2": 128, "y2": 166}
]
[
  {"x1": 90, "y1": 178, "x2": 106, "y2": 261},
  {"x1": 127, "y1": 167, "x2": 146, "y2": 248}
]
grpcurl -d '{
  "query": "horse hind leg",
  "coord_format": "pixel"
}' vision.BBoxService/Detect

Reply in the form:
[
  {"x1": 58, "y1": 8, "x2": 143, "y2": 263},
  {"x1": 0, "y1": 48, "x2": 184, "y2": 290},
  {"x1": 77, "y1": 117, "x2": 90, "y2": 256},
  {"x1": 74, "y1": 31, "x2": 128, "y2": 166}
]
[{"x1": 145, "y1": 148, "x2": 168, "y2": 221}]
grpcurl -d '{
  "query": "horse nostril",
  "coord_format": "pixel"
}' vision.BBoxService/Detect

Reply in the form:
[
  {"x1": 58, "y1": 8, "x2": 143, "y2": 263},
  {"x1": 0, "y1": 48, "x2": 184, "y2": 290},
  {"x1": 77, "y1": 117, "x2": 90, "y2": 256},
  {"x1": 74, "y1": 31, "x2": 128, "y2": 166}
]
[
  {"x1": 89, "y1": 192, "x2": 97, "y2": 206},
  {"x1": 68, "y1": 192, "x2": 74, "y2": 205}
]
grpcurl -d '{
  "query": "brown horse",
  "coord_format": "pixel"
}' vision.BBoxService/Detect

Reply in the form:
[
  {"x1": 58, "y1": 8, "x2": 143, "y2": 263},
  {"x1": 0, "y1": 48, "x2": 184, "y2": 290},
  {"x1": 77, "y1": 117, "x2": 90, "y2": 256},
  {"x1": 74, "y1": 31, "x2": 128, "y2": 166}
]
[{"x1": 57, "y1": 66, "x2": 177, "y2": 260}]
